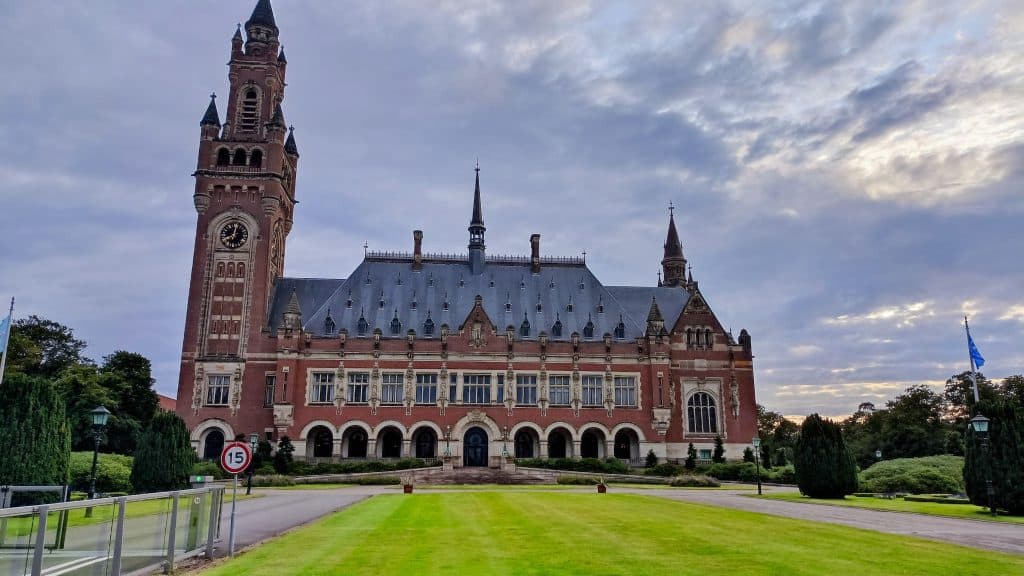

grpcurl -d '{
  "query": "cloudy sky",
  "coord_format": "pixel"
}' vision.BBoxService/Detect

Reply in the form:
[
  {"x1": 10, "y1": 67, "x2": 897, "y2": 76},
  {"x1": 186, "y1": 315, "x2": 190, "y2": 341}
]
[{"x1": 2, "y1": 1, "x2": 1021, "y2": 418}]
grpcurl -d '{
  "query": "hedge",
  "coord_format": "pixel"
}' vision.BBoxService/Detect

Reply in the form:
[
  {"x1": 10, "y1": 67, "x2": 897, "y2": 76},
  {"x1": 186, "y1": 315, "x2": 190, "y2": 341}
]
[
  {"x1": 69, "y1": 452, "x2": 134, "y2": 494},
  {"x1": 669, "y1": 475, "x2": 720, "y2": 487},
  {"x1": 517, "y1": 458, "x2": 630, "y2": 474},
  {"x1": 858, "y1": 455, "x2": 964, "y2": 495}
]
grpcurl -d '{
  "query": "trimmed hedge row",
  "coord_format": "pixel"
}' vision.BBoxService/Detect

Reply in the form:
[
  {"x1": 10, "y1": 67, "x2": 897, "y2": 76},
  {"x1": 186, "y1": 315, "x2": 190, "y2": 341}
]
[
  {"x1": 517, "y1": 458, "x2": 630, "y2": 474},
  {"x1": 69, "y1": 452, "x2": 134, "y2": 494},
  {"x1": 191, "y1": 458, "x2": 439, "y2": 479},
  {"x1": 858, "y1": 455, "x2": 964, "y2": 495}
]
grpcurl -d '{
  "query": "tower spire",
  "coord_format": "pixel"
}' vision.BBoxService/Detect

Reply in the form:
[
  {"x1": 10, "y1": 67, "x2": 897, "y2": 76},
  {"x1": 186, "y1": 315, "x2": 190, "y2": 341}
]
[
  {"x1": 468, "y1": 161, "x2": 486, "y2": 274},
  {"x1": 661, "y1": 203, "x2": 687, "y2": 287},
  {"x1": 246, "y1": 0, "x2": 278, "y2": 34},
  {"x1": 200, "y1": 93, "x2": 220, "y2": 127}
]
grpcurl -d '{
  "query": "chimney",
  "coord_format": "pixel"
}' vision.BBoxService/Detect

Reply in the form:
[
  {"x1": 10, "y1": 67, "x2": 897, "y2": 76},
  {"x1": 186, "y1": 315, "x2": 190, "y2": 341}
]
[
  {"x1": 530, "y1": 234, "x2": 541, "y2": 274},
  {"x1": 413, "y1": 230, "x2": 423, "y2": 271}
]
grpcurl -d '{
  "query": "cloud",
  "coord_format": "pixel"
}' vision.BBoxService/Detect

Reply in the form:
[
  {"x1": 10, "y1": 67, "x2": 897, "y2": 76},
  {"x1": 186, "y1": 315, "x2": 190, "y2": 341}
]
[{"x1": 824, "y1": 302, "x2": 935, "y2": 328}]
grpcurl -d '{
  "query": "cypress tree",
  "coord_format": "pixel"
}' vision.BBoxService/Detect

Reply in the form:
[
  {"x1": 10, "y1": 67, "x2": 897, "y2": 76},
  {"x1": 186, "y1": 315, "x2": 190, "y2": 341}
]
[
  {"x1": 712, "y1": 435, "x2": 726, "y2": 463},
  {"x1": 964, "y1": 400, "x2": 1024, "y2": 514},
  {"x1": 684, "y1": 443, "x2": 697, "y2": 470},
  {"x1": 130, "y1": 411, "x2": 195, "y2": 493},
  {"x1": 273, "y1": 436, "x2": 295, "y2": 474},
  {"x1": 0, "y1": 373, "x2": 71, "y2": 504},
  {"x1": 794, "y1": 414, "x2": 858, "y2": 498},
  {"x1": 743, "y1": 447, "x2": 755, "y2": 463}
]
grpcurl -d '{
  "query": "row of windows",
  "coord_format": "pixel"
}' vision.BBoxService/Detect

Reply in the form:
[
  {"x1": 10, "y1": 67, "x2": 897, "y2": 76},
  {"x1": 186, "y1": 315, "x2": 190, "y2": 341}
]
[
  {"x1": 215, "y1": 147, "x2": 263, "y2": 168},
  {"x1": 215, "y1": 262, "x2": 246, "y2": 278},
  {"x1": 223, "y1": 374, "x2": 719, "y2": 434},
  {"x1": 686, "y1": 328, "x2": 714, "y2": 349},
  {"x1": 302, "y1": 372, "x2": 639, "y2": 407},
  {"x1": 348, "y1": 315, "x2": 625, "y2": 340}
]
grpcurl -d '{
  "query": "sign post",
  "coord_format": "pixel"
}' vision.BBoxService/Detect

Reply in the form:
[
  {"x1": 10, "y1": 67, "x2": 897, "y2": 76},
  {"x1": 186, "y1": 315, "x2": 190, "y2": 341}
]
[{"x1": 220, "y1": 441, "x2": 252, "y2": 556}]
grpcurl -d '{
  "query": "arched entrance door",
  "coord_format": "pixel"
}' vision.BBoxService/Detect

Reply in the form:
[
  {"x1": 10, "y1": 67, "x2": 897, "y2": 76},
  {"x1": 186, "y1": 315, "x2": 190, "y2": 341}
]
[
  {"x1": 614, "y1": 429, "x2": 639, "y2": 461},
  {"x1": 415, "y1": 429, "x2": 436, "y2": 458},
  {"x1": 380, "y1": 428, "x2": 403, "y2": 458},
  {"x1": 581, "y1": 430, "x2": 604, "y2": 459},
  {"x1": 514, "y1": 430, "x2": 535, "y2": 458},
  {"x1": 202, "y1": 429, "x2": 225, "y2": 460},
  {"x1": 463, "y1": 427, "x2": 488, "y2": 467},
  {"x1": 311, "y1": 426, "x2": 334, "y2": 458},
  {"x1": 347, "y1": 429, "x2": 368, "y2": 458},
  {"x1": 548, "y1": 429, "x2": 569, "y2": 459}
]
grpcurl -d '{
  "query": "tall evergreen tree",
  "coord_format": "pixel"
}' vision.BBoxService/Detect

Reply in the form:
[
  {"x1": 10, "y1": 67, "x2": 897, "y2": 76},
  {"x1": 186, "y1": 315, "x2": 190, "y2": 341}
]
[
  {"x1": 0, "y1": 373, "x2": 71, "y2": 503},
  {"x1": 130, "y1": 411, "x2": 195, "y2": 493},
  {"x1": 684, "y1": 443, "x2": 697, "y2": 470},
  {"x1": 794, "y1": 414, "x2": 858, "y2": 499},
  {"x1": 964, "y1": 400, "x2": 1024, "y2": 514},
  {"x1": 712, "y1": 435, "x2": 726, "y2": 463}
]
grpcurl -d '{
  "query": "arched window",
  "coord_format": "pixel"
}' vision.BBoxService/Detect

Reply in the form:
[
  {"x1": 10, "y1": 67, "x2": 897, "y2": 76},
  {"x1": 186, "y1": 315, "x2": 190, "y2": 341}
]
[
  {"x1": 239, "y1": 88, "x2": 259, "y2": 131},
  {"x1": 705, "y1": 329, "x2": 713, "y2": 348},
  {"x1": 250, "y1": 149, "x2": 263, "y2": 168},
  {"x1": 423, "y1": 317, "x2": 435, "y2": 336},
  {"x1": 551, "y1": 319, "x2": 563, "y2": 338},
  {"x1": 583, "y1": 320, "x2": 594, "y2": 339},
  {"x1": 357, "y1": 312, "x2": 368, "y2": 336},
  {"x1": 520, "y1": 315, "x2": 531, "y2": 338},
  {"x1": 324, "y1": 314, "x2": 336, "y2": 334},
  {"x1": 216, "y1": 148, "x2": 230, "y2": 166},
  {"x1": 226, "y1": 262, "x2": 235, "y2": 277},
  {"x1": 614, "y1": 320, "x2": 625, "y2": 339},
  {"x1": 236, "y1": 263, "x2": 245, "y2": 278},
  {"x1": 687, "y1": 392, "x2": 718, "y2": 434},
  {"x1": 686, "y1": 329, "x2": 694, "y2": 348},
  {"x1": 390, "y1": 313, "x2": 402, "y2": 335},
  {"x1": 232, "y1": 149, "x2": 247, "y2": 165},
  {"x1": 216, "y1": 262, "x2": 225, "y2": 277}
]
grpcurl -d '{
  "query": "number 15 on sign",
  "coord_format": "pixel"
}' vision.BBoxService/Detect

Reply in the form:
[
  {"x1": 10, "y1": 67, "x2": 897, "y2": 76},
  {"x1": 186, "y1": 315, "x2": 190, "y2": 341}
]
[{"x1": 220, "y1": 442, "x2": 252, "y2": 556}]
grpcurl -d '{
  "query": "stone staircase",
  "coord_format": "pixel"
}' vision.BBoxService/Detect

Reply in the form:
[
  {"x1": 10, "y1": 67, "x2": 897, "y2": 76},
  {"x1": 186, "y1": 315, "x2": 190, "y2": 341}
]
[{"x1": 407, "y1": 466, "x2": 551, "y2": 485}]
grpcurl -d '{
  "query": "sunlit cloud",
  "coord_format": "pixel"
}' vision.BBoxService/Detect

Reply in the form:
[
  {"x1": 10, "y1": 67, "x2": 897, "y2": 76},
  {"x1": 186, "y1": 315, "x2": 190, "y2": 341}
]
[{"x1": 824, "y1": 301, "x2": 935, "y2": 328}]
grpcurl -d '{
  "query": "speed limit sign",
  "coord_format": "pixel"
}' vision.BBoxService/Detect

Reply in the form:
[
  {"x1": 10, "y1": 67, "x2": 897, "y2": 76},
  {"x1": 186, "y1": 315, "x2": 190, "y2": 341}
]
[{"x1": 220, "y1": 441, "x2": 252, "y2": 474}]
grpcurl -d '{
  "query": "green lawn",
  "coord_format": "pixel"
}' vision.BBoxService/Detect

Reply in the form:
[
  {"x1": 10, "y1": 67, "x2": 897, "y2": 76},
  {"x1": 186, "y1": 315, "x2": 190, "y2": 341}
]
[
  {"x1": 197, "y1": 493, "x2": 1024, "y2": 576},
  {"x1": 759, "y1": 493, "x2": 1024, "y2": 524}
]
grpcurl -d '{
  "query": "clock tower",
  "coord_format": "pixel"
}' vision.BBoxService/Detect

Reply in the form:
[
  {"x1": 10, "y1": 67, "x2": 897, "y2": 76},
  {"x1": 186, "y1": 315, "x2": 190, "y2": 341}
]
[{"x1": 178, "y1": 0, "x2": 299, "y2": 419}]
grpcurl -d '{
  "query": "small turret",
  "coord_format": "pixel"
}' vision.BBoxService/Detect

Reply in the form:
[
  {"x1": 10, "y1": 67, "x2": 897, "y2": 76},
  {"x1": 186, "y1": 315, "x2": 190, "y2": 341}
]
[
  {"x1": 468, "y1": 162, "x2": 486, "y2": 274},
  {"x1": 646, "y1": 297, "x2": 665, "y2": 336},
  {"x1": 245, "y1": 0, "x2": 279, "y2": 46},
  {"x1": 661, "y1": 204, "x2": 687, "y2": 288},
  {"x1": 231, "y1": 24, "x2": 244, "y2": 58},
  {"x1": 282, "y1": 289, "x2": 302, "y2": 331},
  {"x1": 284, "y1": 126, "x2": 299, "y2": 156},
  {"x1": 200, "y1": 93, "x2": 220, "y2": 139}
]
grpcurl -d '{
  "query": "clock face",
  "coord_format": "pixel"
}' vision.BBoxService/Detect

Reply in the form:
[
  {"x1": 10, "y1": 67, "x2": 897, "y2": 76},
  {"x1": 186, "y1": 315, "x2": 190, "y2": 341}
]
[{"x1": 220, "y1": 222, "x2": 249, "y2": 249}]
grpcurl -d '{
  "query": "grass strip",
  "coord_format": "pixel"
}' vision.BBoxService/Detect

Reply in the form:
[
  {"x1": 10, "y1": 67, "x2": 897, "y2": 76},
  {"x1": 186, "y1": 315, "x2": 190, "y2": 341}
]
[{"x1": 758, "y1": 492, "x2": 1024, "y2": 524}]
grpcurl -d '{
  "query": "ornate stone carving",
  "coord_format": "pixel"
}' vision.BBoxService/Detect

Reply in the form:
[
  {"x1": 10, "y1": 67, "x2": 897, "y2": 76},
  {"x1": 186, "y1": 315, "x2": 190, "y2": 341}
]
[
  {"x1": 230, "y1": 367, "x2": 243, "y2": 416},
  {"x1": 192, "y1": 364, "x2": 205, "y2": 414}
]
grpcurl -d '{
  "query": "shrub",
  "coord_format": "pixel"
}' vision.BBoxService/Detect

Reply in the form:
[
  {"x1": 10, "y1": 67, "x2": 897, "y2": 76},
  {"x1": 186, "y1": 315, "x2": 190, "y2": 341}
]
[
  {"x1": 69, "y1": 452, "x2": 133, "y2": 493},
  {"x1": 131, "y1": 411, "x2": 195, "y2": 493},
  {"x1": 0, "y1": 373, "x2": 71, "y2": 505},
  {"x1": 965, "y1": 400, "x2": 1024, "y2": 514},
  {"x1": 645, "y1": 463, "x2": 687, "y2": 477},
  {"x1": 903, "y1": 494, "x2": 970, "y2": 504},
  {"x1": 251, "y1": 474, "x2": 295, "y2": 487},
  {"x1": 794, "y1": 414, "x2": 858, "y2": 498},
  {"x1": 516, "y1": 458, "x2": 629, "y2": 474},
  {"x1": 192, "y1": 460, "x2": 230, "y2": 480},
  {"x1": 712, "y1": 436, "x2": 725, "y2": 463},
  {"x1": 858, "y1": 455, "x2": 965, "y2": 495},
  {"x1": 645, "y1": 449, "x2": 658, "y2": 468},
  {"x1": 557, "y1": 475, "x2": 601, "y2": 485},
  {"x1": 742, "y1": 447, "x2": 755, "y2": 463},
  {"x1": 273, "y1": 436, "x2": 295, "y2": 474},
  {"x1": 766, "y1": 465, "x2": 797, "y2": 484},
  {"x1": 349, "y1": 476, "x2": 400, "y2": 485},
  {"x1": 684, "y1": 443, "x2": 697, "y2": 470},
  {"x1": 669, "y1": 475, "x2": 720, "y2": 488}
]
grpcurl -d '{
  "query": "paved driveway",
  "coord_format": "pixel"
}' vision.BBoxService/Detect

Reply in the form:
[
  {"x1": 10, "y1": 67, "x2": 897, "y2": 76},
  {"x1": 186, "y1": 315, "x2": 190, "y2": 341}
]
[{"x1": 623, "y1": 485, "x2": 1024, "y2": 555}]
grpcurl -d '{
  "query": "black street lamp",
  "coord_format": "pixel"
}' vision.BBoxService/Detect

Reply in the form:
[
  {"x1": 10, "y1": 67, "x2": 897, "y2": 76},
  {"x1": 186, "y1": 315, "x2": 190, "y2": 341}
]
[
  {"x1": 969, "y1": 414, "x2": 996, "y2": 516},
  {"x1": 246, "y1": 433, "x2": 259, "y2": 495},
  {"x1": 86, "y1": 406, "x2": 111, "y2": 517},
  {"x1": 444, "y1": 425, "x2": 452, "y2": 457},
  {"x1": 875, "y1": 449, "x2": 882, "y2": 461},
  {"x1": 751, "y1": 436, "x2": 763, "y2": 496}
]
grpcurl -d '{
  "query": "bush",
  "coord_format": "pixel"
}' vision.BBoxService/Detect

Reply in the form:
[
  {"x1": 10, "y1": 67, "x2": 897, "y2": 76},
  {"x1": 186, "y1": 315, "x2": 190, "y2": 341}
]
[
  {"x1": 712, "y1": 436, "x2": 726, "y2": 463},
  {"x1": 645, "y1": 449, "x2": 658, "y2": 468},
  {"x1": 349, "y1": 476, "x2": 400, "y2": 485},
  {"x1": 557, "y1": 475, "x2": 601, "y2": 485},
  {"x1": 645, "y1": 463, "x2": 687, "y2": 477},
  {"x1": 69, "y1": 452, "x2": 134, "y2": 493},
  {"x1": 131, "y1": 411, "x2": 195, "y2": 493},
  {"x1": 858, "y1": 455, "x2": 965, "y2": 495},
  {"x1": 516, "y1": 458, "x2": 629, "y2": 474},
  {"x1": 684, "y1": 443, "x2": 697, "y2": 470},
  {"x1": 251, "y1": 474, "x2": 295, "y2": 487},
  {"x1": 192, "y1": 460, "x2": 230, "y2": 480},
  {"x1": 742, "y1": 447, "x2": 755, "y2": 463},
  {"x1": 794, "y1": 414, "x2": 858, "y2": 498},
  {"x1": 273, "y1": 436, "x2": 295, "y2": 474},
  {"x1": 766, "y1": 465, "x2": 797, "y2": 484},
  {"x1": 903, "y1": 495, "x2": 970, "y2": 504},
  {"x1": 669, "y1": 475, "x2": 720, "y2": 487}
]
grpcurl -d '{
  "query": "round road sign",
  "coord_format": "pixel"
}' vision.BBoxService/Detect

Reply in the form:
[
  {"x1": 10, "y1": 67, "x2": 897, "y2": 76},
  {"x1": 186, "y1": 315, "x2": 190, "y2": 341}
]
[{"x1": 220, "y1": 441, "x2": 252, "y2": 474}]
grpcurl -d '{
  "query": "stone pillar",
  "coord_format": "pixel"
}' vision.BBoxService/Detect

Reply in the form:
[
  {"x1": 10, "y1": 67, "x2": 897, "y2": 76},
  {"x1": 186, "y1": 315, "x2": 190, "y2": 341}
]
[
  {"x1": 402, "y1": 439, "x2": 412, "y2": 458},
  {"x1": 539, "y1": 440, "x2": 549, "y2": 459},
  {"x1": 333, "y1": 438, "x2": 342, "y2": 458},
  {"x1": 367, "y1": 439, "x2": 378, "y2": 458},
  {"x1": 571, "y1": 440, "x2": 581, "y2": 459}
]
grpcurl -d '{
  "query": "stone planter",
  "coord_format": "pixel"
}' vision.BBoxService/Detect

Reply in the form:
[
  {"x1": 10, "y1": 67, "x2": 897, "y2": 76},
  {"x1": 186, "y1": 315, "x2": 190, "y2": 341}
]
[{"x1": 403, "y1": 484, "x2": 414, "y2": 494}]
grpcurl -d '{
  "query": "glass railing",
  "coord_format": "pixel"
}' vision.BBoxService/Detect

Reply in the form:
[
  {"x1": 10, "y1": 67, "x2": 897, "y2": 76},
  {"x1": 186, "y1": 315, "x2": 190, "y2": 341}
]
[{"x1": 0, "y1": 487, "x2": 223, "y2": 576}]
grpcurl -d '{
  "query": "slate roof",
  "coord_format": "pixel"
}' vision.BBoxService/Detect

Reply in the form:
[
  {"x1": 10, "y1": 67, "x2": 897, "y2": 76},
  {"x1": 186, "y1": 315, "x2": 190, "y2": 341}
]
[
  {"x1": 267, "y1": 259, "x2": 690, "y2": 341},
  {"x1": 246, "y1": 0, "x2": 278, "y2": 33}
]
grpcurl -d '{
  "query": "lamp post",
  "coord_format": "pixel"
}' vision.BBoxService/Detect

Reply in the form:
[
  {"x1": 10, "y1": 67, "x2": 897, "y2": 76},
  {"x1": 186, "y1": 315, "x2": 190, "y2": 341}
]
[
  {"x1": 246, "y1": 433, "x2": 259, "y2": 495},
  {"x1": 751, "y1": 436, "x2": 762, "y2": 496},
  {"x1": 502, "y1": 425, "x2": 509, "y2": 459},
  {"x1": 875, "y1": 449, "x2": 882, "y2": 461},
  {"x1": 86, "y1": 406, "x2": 111, "y2": 518},
  {"x1": 969, "y1": 414, "x2": 996, "y2": 516},
  {"x1": 444, "y1": 425, "x2": 452, "y2": 457}
]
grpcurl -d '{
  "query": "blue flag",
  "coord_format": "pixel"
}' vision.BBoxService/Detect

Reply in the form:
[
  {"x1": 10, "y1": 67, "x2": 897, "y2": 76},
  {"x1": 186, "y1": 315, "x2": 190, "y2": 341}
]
[
  {"x1": 0, "y1": 313, "x2": 9, "y2": 355},
  {"x1": 968, "y1": 332, "x2": 985, "y2": 368}
]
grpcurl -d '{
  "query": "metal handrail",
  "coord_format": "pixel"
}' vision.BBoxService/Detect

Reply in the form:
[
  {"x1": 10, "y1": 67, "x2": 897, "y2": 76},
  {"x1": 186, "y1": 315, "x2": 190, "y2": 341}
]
[{"x1": 0, "y1": 486, "x2": 223, "y2": 517}]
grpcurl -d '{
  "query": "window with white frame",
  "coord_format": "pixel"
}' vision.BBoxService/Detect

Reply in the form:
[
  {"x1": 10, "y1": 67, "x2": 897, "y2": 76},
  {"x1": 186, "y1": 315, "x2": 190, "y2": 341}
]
[
  {"x1": 310, "y1": 372, "x2": 335, "y2": 404},
  {"x1": 516, "y1": 375, "x2": 538, "y2": 405},
  {"x1": 687, "y1": 392, "x2": 717, "y2": 433},
  {"x1": 264, "y1": 374, "x2": 276, "y2": 407},
  {"x1": 581, "y1": 375, "x2": 603, "y2": 406},
  {"x1": 549, "y1": 375, "x2": 570, "y2": 406},
  {"x1": 347, "y1": 372, "x2": 369, "y2": 403},
  {"x1": 462, "y1": 374, "x2": 491, "y2": 404},
  {"x1": 206, "y1": 375, "x2": 230, "y2": 406},
  {"x1": 449, "y1": 373, "x2": 457, "y2": 402},
  {"x1": 614, "y1": 376, "x2": 636, "y2": 407},
  {"x1": 699, "y1": 448, "x2": 713, "y2": 460},
  {"x1": 381, "y1": 373, "x2": 403, "y2": 405},
  {"x1": 415, "y1": 373, "x2": 437, "y2": 404},
  {"x1": 497, "y1": 374, "x2": 505, "y2": 404}
]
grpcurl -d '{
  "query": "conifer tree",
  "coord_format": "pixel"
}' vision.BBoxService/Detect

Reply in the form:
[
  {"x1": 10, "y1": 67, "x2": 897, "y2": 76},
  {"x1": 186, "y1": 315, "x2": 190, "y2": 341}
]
[
  {"x1": 0, "y1": 373, "x2": 71, "y2": 503},
  {"x1": 684, "y1": 443, "x2": 697, "y2": 470},
  {"x1": 273, "y1": 436, "x2": 295, "y2": 474},
  {"x1": 712, "y1": 435, "x2": 726, "y2": 463},
  {"x1": 964, "y1": 400, "x2": 1024, "y2": 514},
  {"x1": 130, "y1": 411, "x2": 194, "y2": 493},
  {"x1": 794, "y1": 414, "x2": 858, "y2": 498}
]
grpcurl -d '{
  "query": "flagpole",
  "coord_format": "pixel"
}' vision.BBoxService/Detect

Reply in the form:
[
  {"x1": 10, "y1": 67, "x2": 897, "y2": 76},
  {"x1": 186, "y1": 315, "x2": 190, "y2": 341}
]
[
  {"x1": 965, "y1": 315, "x2": 979, "y2": 404},
  {"x1": 0, "y1": 297, "x2": 13, "y2": 386}
]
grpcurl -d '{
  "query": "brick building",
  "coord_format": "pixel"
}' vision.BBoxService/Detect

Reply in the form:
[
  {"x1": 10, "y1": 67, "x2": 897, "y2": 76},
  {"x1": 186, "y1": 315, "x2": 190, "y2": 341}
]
[{"x1": 175, "y1": 0, "x2": 758, "y2": 466}]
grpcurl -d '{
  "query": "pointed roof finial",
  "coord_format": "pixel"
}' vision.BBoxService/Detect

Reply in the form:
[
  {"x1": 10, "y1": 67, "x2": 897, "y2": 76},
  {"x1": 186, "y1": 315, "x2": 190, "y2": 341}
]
[
  {"x1": 647, "y1": 296, "x2": 664, "y2": 323},
  {"x1": 664, "y1": 205, "x2": 683, "y2": 259},
  {"x1": 669, "y1": 200, "x2": 674, "y2": 216},
  {"x1": 284, "y1": 125, "x2": 299, "y2": 156},
  {"x1": 267, "y1": 102, "x2": 286, "y2": 129},
  {"x1": 278, "y1": 45, "x2": 287, "y2": 63},
  {"x1": 285, "y1": 288, "x2": 302, "y2": 316},
  {"x1": 233, "y1": 24, "x2": 243, "y2": 41},
  {"x1": 200, "y1": 93, "x2": 221, "y2": 127},
  {"x1": 470, "y1": 161, "x2": 484, "y2": 227}
]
